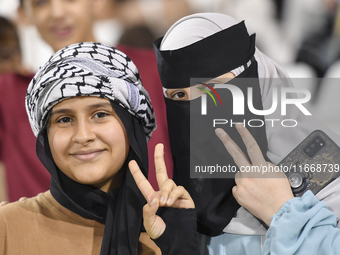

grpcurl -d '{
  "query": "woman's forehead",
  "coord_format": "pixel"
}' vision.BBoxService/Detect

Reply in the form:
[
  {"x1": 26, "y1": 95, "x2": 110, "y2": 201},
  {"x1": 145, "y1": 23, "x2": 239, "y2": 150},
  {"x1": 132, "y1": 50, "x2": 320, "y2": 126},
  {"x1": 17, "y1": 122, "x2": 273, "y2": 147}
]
[{"x1": 52, "y1": 96, "x2": 112, "y2": 111}]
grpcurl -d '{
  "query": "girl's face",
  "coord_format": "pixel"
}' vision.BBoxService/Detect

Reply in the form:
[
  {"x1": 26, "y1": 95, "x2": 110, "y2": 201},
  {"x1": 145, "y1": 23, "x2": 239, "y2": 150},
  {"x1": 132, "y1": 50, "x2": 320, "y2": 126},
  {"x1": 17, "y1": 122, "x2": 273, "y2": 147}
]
[
  {"x1": 48, "y1": 96, "x2": 129, "y2": 192},
  {"x1": 166, "y1": 71, "x2": 235, "y2": 100}
]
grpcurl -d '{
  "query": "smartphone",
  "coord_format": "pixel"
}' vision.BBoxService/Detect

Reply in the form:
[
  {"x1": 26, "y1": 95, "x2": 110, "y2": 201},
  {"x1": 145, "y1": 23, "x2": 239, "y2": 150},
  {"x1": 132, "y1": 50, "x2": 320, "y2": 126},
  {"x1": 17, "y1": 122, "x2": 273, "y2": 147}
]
[{"x1": 278, "y1": 130, "x2": 340, "y2": 197}]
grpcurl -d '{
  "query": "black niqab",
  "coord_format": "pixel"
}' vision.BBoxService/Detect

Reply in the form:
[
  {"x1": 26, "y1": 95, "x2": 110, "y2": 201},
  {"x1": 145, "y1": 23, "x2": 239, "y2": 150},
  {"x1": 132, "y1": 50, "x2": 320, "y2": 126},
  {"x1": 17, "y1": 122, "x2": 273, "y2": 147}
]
[{"x1": 154, "y1": 21, "x2": 270, "y2": 236}]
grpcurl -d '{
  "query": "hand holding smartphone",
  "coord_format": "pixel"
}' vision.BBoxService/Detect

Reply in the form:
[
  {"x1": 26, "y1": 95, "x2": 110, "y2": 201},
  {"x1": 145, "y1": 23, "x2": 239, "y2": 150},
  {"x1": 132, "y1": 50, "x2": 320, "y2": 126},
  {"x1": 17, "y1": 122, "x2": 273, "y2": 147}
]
[{"x1": 279, "y1": 130, "x2": 340, "y2": 197}]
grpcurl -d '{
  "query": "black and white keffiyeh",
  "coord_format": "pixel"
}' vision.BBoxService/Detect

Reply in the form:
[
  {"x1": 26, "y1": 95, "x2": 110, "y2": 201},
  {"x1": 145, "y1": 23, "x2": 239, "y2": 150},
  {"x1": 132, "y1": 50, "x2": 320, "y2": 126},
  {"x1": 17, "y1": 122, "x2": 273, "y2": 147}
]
[{"x1": 26, "y1": 42, "x2": 156, "y2": 140}]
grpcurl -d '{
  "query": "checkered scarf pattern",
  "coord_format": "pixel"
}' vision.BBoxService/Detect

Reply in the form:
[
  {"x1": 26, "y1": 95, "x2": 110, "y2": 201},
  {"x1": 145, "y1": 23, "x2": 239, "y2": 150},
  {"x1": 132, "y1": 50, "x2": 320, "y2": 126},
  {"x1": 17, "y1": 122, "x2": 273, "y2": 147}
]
[{"x1": 25, "y1": 42, "x2": 156, "y2": 140}]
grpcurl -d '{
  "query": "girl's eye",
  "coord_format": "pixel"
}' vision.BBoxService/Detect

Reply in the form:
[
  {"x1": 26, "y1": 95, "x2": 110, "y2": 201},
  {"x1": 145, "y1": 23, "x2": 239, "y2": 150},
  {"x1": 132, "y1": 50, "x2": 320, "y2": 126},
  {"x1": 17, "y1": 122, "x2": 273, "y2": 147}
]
[
  {"x1": 171, "y1": 91, "x2": 188, "y2": 100},
  {"x1": 57, "y1": 117, "x2": 72, "y2": 124},
  {"x1": 94, "y1": 112, "x2": 108, "y2": 118}
]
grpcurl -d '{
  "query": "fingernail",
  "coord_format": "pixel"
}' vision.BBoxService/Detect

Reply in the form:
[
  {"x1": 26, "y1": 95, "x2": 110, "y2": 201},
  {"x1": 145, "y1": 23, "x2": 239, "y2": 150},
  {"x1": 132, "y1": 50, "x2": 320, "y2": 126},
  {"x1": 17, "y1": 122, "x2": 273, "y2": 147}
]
[
  {"x1": 160, "y1": 197, "x2": 164, "y2": 203},
  {"x1": 150, "y1": 198, "x2": 157, "y2": 206},
  {"x1": 0, "y1": 202, "x2": 5, "y2": 207},
  {"x1": 166, "y1": 198, "x2": 171, "y2": 205},
  {"x1": 215, "y1": 128, "x2": 224, "y2": 137},
  {"x1": 236, "y1": 123, "x2": 244, "y2": 130}
]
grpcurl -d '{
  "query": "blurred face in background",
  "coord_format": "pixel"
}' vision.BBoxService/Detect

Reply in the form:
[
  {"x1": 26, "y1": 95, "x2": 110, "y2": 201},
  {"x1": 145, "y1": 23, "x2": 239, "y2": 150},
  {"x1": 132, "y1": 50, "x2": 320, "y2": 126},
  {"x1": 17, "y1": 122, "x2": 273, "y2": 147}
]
[
  {"x1": 0, "y1": 39, "x2": 21, "y2": 74},
  {"x1": 0, "y1": 17, "x2": 23, "y2": 74},
  {"x1": 21, "y1": 0, "x2": 100, "y2": 52}
]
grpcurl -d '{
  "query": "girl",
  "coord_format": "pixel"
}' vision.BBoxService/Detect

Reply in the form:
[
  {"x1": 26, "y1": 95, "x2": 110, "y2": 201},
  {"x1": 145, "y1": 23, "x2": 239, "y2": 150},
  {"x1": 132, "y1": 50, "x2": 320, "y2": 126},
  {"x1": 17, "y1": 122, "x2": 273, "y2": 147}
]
[{"x1": 0, "y1": 42, "x2": 197, "y2": 255}]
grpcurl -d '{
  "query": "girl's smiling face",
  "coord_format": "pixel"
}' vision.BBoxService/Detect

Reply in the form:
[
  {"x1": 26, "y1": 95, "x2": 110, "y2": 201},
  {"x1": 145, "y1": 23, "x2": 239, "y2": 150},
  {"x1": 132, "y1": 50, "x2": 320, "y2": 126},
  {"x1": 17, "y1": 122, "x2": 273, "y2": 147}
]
[{"x1": 48, "y1": 96, "x2": 129, "y2": 192}]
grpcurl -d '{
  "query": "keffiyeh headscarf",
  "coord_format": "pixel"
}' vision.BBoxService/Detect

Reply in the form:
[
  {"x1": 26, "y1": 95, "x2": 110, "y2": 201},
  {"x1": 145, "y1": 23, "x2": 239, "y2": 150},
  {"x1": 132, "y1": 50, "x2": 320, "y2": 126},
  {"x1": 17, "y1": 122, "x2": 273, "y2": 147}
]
[
  {"x1": 26, "y1": 42, "x2": 155, "y2": 140},
  {"x1": 25, "y1": 42, "x2": 156, "y2": 255}
]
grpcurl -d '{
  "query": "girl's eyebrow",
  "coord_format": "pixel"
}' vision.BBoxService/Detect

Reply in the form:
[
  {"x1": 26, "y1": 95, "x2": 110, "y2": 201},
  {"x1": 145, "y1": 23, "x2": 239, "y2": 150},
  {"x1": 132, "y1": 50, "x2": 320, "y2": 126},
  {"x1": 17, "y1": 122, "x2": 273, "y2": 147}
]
[
  {"x1": 50, "y1": 102, "x2": 113, "y2": 117},
  {"x1": 50, "y1": 108, "x2": 72, "y2": 117},
  {"x1": 86, "y1": 102, "x2": 113, "y2": 111}
]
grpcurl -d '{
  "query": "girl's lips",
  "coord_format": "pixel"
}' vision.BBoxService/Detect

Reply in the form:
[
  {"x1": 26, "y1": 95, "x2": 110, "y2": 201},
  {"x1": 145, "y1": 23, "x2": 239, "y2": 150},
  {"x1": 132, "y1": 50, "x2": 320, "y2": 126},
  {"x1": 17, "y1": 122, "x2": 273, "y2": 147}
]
[
  {"x1": 71, "y1": 150, "x2": 105, "y2": 162},
  {"x1": 51, "y1": 26, "x2": 73, "y2": 38}
]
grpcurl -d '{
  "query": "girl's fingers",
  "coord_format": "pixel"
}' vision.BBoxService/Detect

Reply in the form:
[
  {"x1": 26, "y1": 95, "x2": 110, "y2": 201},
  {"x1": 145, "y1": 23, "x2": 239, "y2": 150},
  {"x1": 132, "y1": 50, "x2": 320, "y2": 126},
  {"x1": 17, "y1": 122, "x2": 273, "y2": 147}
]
[
  {"x1": 158, "y1": 178, "x2": 195, "y2": 208},
  {"x1": 215, "y1": 127, "x2": 250, "y2": 168},
  {"x1": 159, "y1": 179, "x2": 176, "y2": 206},
  {"x1": 235, "y1": 124, "x2": 266, "y2": 166},
  {"x1": 167, "y1": 186, "x2": 195, "y2": 209},
  {"x1": 129, "y1": 160, "x2": 155, "y2": 202},
  {"x1": 143, "y1": 199, "x2": 166, "y2": 240},
  {"x1": 143, "y1": 198, "x2": 159, "y2": 221},
  {"x1": 154, "y1": 143, "x2": 169, "y2": 188}
]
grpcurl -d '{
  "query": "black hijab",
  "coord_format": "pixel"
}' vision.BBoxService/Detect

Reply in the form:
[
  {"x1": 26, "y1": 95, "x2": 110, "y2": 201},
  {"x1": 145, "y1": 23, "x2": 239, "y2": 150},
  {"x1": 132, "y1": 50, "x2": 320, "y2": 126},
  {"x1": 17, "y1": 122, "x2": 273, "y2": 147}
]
[{"x1": 36, "y1": 102, "x2": 148, "y2": 254}]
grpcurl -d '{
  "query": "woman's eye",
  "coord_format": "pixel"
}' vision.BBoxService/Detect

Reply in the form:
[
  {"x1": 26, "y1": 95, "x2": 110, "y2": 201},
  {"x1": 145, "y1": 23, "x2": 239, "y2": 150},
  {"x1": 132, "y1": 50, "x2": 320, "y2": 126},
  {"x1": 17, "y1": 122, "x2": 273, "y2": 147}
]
[
  {"x1": 171, "y1": 91, "x2": 188, "y2": 100},
  {"x1": 57, "y1": 117, "x2": 72, "y2": 123},
  {"x1": 94, "y1": 112, "x2": 108, "y2": 118}
]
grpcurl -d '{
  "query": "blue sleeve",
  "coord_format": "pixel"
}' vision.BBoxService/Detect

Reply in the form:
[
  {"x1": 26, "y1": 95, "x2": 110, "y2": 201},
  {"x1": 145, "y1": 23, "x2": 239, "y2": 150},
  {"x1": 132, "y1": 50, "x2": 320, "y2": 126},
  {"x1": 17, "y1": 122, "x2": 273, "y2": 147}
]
[{"x1": 263, "y1": 190, "x2": 340, "y2": 255}]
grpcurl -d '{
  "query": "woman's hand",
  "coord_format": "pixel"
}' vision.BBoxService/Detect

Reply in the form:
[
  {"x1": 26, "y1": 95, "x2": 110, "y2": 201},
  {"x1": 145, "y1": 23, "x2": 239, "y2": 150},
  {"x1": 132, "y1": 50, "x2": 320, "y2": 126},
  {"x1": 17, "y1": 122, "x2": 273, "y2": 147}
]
[
  {"x1": 215, "y1": 124, "x2": 294, "y2": 226},
  {"x1": 129, "y1": 143, "x2": 194, "y2": 239}
]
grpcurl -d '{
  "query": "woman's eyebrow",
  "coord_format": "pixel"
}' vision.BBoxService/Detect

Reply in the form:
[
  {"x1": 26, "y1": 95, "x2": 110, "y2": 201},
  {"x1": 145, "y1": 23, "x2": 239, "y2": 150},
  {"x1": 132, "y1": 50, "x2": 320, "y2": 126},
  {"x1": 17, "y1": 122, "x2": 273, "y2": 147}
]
[
  {"x1": 50, "y1": 102, "x2": 112, "y2": 117},
  {"x1": 50, "y1": 108, "x2": 73, "y2": 117},
  {"x1": 86, "y1": 102, "x2": 113, "y2": 111}
]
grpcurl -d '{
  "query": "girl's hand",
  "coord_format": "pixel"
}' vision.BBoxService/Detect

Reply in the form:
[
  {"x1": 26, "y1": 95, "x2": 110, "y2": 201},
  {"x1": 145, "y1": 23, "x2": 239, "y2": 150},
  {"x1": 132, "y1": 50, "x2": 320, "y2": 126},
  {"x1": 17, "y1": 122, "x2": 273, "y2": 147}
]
[{"x1": 129, "y1": 143, "x2": 194, "y2": 239}]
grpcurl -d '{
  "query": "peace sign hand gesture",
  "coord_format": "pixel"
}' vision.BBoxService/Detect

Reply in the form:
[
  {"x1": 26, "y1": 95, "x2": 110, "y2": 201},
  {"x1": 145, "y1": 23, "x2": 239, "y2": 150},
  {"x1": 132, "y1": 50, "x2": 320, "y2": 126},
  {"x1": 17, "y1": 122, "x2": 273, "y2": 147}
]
[
  {"x1": 215, "y1": 124, "x2": 293, "y2": 226},
  {"x1": 129, "y1": 143, "x2": 194, "y2": 240}
]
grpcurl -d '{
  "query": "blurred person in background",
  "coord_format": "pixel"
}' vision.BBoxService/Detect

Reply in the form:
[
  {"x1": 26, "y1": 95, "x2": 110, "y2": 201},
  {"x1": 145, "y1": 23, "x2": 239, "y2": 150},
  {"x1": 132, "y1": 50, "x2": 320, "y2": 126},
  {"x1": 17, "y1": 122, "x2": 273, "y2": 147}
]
[
  {"x1": 282, "y1": 0, "x2": 339, "y2": 78},
  {"x1": 0, "y1": 15, "x2": 37, "y2": 202},
  {"x1": 14, "y1": 0, "x2": 339, "y2": 77},
  {"x1": 17, "y1": 0, "x2": 98, "y2": 53},
  {"x1": 0, "y1": 16, "x2": 26, "y2": 202},
  {"x1": 0, "y1": 16, "x2": 28, "y2": 75},
  {"x1": 14, "y1": 0, "x2": 194, "y2": 71},
  {"x1": 280, "y1": 0, "x2": 340, "y2": 125},
  {"x1": 101, "y1": 0, "x2": 289, "y2": 63},
  {"x1": 94, "y1": 0, "x2": 192, "y2": 48},
  {"x1": 0, "y1": 16, "x2": 23, "y2": 202}
]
